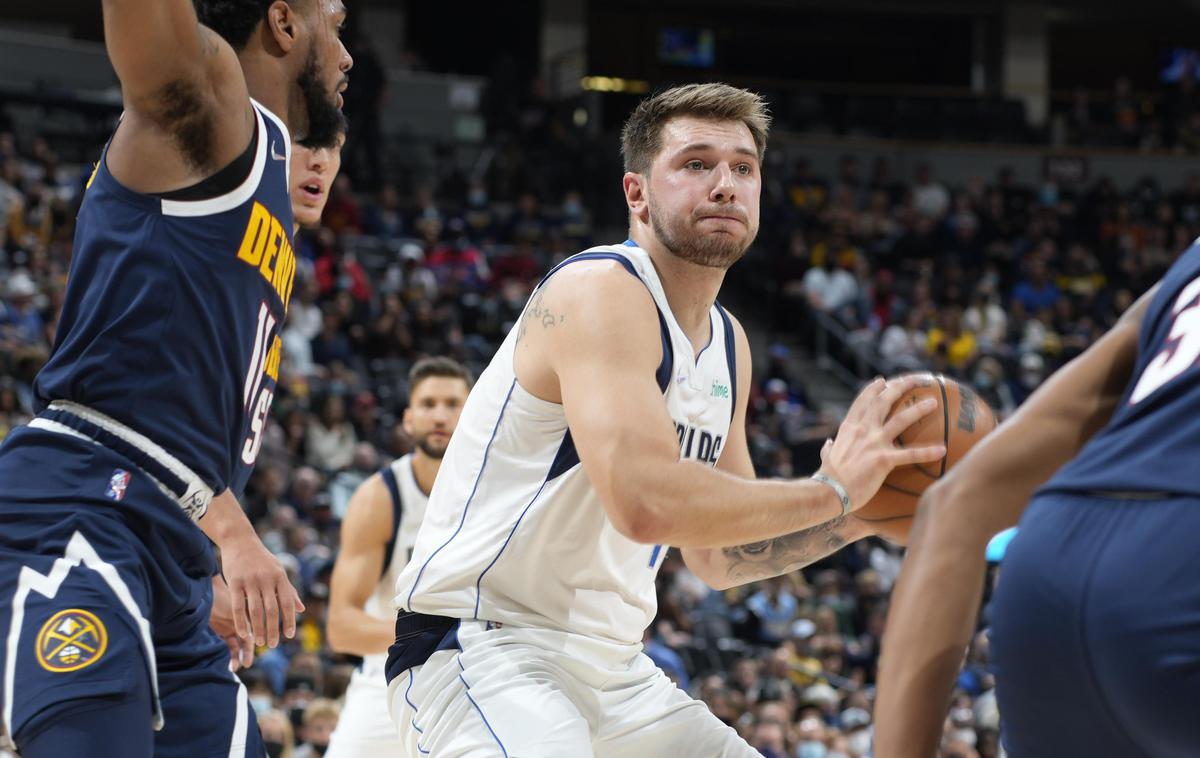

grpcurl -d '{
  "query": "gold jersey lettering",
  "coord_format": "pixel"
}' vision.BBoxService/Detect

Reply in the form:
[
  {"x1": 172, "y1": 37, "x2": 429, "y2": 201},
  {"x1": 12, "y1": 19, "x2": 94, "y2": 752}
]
[
  {"x1": 236, "y1": 202, "x2": 297, "y2": 310},
  {"x1": 236, "y1": 202, "x2": 272, "y2": 266},
  {"x1": 264, "y1": 335, "x2": 282, "y2": 382}
]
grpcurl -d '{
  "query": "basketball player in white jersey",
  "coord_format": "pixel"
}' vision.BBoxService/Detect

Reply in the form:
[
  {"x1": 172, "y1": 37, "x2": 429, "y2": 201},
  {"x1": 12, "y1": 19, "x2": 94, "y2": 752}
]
[
  {"x1": 385, "y1": 83, "x2": 946, "y2": 756},
  {"x1": 324, "y1": 358, "x2": 472, "y2": 758}
]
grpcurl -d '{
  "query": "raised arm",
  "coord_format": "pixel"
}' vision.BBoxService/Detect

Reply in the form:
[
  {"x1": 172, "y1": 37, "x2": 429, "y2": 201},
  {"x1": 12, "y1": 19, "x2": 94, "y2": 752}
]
[
  {"x1": 679, "y1": 312, "x2": 873, "y2": 589},
  {"x1": 327, "y1": 473, "x2": 397, "y2": 657},
  {"x1": 103, "y1": 0, "x2": 241, "y2": 110},
  {"x1": 514, "y1": 261, "x2": 944, "y2": 552},
  {"x1": 874, "y1": 284, "x2": 1158, "y2": 758},
  {"x1": 101, "y1": 0, "x2": 253, "y2": 188}
]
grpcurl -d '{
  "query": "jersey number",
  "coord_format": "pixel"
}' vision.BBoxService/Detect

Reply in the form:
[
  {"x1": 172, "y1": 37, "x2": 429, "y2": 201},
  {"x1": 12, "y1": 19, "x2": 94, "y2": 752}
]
[
  {"x1": 242, "y1": 302, "x2": 277, "y2": 465},
  {"x1": 1130, "y1": 276, "x2": 1200, "y2": 404}
]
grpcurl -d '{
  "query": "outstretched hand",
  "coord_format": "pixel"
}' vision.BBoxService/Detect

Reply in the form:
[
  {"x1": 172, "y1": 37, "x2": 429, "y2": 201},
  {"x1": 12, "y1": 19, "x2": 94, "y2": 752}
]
[{"x1": 818, "y1": 375, "x2": 946, "y2": 510}]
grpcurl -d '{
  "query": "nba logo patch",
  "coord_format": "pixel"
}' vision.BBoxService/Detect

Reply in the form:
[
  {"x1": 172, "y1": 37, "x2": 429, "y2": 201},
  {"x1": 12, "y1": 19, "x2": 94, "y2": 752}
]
[
  {"x1": 105, "y1": 469, "x2": 131, "y2": 501},
  {"x1": 36, "y1": 608, "x2": 108, "y2": 673}
]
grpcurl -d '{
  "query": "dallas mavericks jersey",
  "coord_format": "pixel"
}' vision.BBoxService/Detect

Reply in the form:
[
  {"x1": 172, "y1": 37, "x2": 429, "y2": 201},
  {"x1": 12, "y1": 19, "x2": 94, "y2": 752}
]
[
  {"x1": 1046, "y1": 240, "x2": 1200, "y2": 497},
  {"x1": 360, "y1": 455, "x2": 429, "y2": 667},
  {"x1": 34, "y1": 99, "x2": 297, "y2": 498},
  {"x1": 394, "y1": 242, "x2": 736, "y2": 646}
]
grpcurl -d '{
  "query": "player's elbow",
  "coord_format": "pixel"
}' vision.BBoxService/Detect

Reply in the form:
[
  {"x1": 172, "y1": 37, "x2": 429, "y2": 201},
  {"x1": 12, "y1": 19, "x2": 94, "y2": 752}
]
[
  {"x1": 325, "y1": 612, "x2": 352, "y2": 653},
  {"x1": 605, "y1": 478, "x2": 673, "y2": 544},
  {"x1": 608, "y1": 498, "x2": 671, "y2": 544},
  {"x1": 911, "y1": 477, "x2": 990, "y2": 549},
  {"x1": 594, "y1": 450, "x2": 683, "y2": 543}
]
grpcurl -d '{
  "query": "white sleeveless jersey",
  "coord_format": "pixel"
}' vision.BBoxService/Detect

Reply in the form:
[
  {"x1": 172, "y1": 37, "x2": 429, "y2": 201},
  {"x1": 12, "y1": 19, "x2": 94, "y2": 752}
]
[
  {"x1": 393, "y1": 242, "x2": 737, "y2": 645},
  {"x1": 361, "y1": 454, "x2": 428, "y2": 669}
]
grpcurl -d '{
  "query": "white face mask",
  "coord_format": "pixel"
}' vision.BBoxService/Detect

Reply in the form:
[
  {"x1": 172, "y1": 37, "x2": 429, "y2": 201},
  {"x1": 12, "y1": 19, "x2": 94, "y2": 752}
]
[
  {"x1": 950, "y1": 728, "x2": 978, "y2": 747},
  {"x1": 846, "y1": 730, "x2": 873, "y2": 757},
  {"x1": 250, "y1": 695, "x2": 274, "y2": 715}
]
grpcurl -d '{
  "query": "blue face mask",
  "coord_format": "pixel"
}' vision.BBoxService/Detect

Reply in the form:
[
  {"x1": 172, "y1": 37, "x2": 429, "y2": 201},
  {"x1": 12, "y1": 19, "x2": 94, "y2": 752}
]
[{"x1": 798, "y1": 741, "x2": 828, "y2": 758}]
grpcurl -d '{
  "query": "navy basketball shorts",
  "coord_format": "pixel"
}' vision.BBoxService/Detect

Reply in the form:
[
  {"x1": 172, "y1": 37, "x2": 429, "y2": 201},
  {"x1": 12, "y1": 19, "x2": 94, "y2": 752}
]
[
  {"x1": 990, "y1": 490, "x2": 1200, "y2": 757},
  {"x1": 0, "y1": 426, "x2": 263, "y2": 757}
]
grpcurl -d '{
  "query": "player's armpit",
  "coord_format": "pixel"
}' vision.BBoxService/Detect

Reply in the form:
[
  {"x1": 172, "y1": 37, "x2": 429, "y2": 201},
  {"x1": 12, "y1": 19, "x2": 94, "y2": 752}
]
[
  {"x1": 873, "y1": 284, "x2": 1157, "y2": 758},
  {"x1": 102, "y1": 1, "x2": 244, "y2": 116},
  {"x1": 326, "y1": 474, "x2": 397, "y2": 656},
  {"x1": 102, "y1": 0, "x2": 251, "y2": 174}
]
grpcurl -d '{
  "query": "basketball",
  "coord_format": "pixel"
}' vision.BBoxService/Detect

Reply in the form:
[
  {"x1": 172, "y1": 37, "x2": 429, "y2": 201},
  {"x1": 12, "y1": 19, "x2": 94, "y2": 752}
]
[{"x1": 854, "y1": 373, "x2": 997, "y2": 545}]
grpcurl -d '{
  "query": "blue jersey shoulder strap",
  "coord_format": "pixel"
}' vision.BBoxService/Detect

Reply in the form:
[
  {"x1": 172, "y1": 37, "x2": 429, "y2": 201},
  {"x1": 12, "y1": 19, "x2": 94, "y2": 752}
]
[
  {"x1": 379, "y1": 464, "x2": 403, "y2": 579},
  {"x1": 715, "y1": 301, "x2": 737, "y2": 423}
]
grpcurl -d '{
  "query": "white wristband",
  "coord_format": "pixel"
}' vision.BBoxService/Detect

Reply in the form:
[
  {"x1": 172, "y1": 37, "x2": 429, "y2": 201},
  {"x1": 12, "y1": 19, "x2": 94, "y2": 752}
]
[{"x1": 810, "y1": 473, "x2": 852, "y2": 517}]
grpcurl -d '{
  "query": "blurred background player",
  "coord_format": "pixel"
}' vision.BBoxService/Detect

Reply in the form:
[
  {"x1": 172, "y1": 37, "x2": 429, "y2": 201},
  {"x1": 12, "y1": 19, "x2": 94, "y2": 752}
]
[
  {"x1": 384, "y1": 83, "x2": 944, "y2": 756},
  {"x1": 0, "y1": 1, "x2": 350, "y2": 756},
  {"x1": 875, "y1": 247, "x2": 1199, "y2": 753},
  {"x1": 324, "y1": 357, "x2": 471, "y2": 758}
]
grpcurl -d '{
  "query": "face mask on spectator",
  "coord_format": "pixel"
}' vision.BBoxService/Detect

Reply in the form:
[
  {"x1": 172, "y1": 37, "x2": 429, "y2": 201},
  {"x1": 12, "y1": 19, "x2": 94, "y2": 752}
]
[
  {"x1": 950, "y1": 728, "x2": 978, "y2": 746},
  {"x1": 264, "y1": 741, "x2": 284, "y2": 758},
  {"x1": 250, "y1": 695, "x2": 273, "y2": 715},
  {"x1": 846, "y1": 729, "x2": 872, "y2": 756},
  {"x1": 797, "y1": 741, "x2": 827, "y2": 758}
]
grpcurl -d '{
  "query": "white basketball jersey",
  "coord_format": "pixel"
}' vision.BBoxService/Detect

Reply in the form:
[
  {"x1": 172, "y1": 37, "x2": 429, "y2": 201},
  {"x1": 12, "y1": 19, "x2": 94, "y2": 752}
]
[
  {"x1": 393, "y1": 242, "x2": 737, "y2": 645},
  {"x1": 361, "y1": 454, "x2": 428, "y2": 668}
]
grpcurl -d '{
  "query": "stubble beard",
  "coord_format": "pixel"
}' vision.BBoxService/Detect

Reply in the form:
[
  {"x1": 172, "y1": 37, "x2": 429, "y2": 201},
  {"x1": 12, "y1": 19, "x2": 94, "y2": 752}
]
[{"x1": 648, "y1": 199, "x2": 755, "y2": 270}]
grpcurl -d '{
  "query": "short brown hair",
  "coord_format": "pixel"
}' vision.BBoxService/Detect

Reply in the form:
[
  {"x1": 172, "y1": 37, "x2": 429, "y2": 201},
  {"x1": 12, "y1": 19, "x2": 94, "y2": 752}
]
[
  {"x1": 620, "y1": 83, "x2": 771, "y2": 174},
  {"x1": 408, "y1": 357, "x2": 473, "y2": 400}
]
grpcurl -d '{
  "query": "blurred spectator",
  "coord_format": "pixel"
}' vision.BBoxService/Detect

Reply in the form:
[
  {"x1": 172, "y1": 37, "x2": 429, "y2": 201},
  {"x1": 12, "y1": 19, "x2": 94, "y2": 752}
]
[
  {"x1": 258, "y1": 709, "x2": 296, "y2": 758},
  {"x1": 912, "y1": 163, "x2": 950, "y2": 220},
  {"x1": 305, "y1": 394, "x2": 357, "y2": 472},
  {"x1": 294, "y1": 698, "x2": 340, "y2": 758}
]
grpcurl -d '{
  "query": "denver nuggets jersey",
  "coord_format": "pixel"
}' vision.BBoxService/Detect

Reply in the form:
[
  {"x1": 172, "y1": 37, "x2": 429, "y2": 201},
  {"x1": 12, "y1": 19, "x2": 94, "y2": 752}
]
[
  {"x1": 393, "y1": 242, "x2": 736, "y2": 646},
  {"x1": 34, "y1": 99, "x2": 298, "y2": 499},
  {"x1": 361, "y1": 455, "x2": 429, "y2": 667},
  {"x1": 1046, "y1": 240, "x2": 1200, "y2": 497}
]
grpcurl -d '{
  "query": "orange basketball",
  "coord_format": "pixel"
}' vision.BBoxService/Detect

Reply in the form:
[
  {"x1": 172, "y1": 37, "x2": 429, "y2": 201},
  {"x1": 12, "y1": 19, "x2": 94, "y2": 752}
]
[{"x1": 854, "y1": 373, "x2": 997, "y2": 545}]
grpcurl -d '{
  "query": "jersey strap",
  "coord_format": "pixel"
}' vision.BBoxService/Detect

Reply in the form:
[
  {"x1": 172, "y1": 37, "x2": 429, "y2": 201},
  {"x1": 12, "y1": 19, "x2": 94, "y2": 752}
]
[
  {"x1": 533, "y1": 250, "x2": 675, "y2": 483},
  {"x1": 379, "y1": 464, "x2": 404, "y2": 579},
  {"x1": 715, "y1": 301, "x2": 737, "y2": 423}
]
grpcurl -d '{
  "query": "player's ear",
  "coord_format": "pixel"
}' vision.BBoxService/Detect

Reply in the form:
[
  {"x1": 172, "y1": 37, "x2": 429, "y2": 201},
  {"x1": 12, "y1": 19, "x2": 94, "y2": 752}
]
[
  {"x1": 402, "y1": 407, "x2": 413, "y2": 436},
  {"x1": 623, "y1": 172, "x2": 649, "y2": 224},
  {"x1": 264, "y1": 0, "x2": 301, "y2": 55}
]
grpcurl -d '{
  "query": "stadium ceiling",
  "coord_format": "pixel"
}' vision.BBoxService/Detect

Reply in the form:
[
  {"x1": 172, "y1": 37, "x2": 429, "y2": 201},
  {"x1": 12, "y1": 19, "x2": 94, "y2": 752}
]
[{"x1": 2, "y1": 0, "x2": 1197, "y2": 39}]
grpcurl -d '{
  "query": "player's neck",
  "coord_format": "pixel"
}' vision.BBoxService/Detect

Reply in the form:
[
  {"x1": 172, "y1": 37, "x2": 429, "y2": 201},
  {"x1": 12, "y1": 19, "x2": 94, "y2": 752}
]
[
  {"x1": 411, "y1": 452, "x2": 440, "y2": 497},
  {"x1": 635, "y1": 234, "x2": 726, "y2": 349},
  {"x1": 238, "y1": 53, "x2": 292, "y2": 134}
]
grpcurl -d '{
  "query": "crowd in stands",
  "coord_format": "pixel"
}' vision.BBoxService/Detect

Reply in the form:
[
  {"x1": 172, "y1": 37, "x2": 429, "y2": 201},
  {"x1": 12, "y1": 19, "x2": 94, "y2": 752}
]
[
  {"x1": 4, "y1": 69, "x2": 1195, "y2": 753},
  {"x1": 1058, "y1": 67, "x2": 1200, "y2": 152}
]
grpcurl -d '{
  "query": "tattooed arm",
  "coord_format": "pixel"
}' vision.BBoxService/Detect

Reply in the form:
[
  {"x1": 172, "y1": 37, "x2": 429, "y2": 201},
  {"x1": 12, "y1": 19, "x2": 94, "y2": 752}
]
[
  {"x1": 684, "y1": 515, "x2": 875, "y2": 589},
  {"x1": 677, "y1": 312, "x2": 877, "y2": 588}
]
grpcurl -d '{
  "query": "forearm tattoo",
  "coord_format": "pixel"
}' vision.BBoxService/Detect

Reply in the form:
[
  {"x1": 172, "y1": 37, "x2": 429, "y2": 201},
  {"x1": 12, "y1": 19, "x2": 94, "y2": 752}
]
[{"x1": 720, "y1": 516, "x2": 848, "y2": 583}]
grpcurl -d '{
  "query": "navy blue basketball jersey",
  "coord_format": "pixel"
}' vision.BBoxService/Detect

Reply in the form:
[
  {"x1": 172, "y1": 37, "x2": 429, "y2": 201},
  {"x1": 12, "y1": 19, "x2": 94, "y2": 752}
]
[
  {"x1": 34, "y1": 99, "x2": 297, "y2": 497},
  {"x1": 1045, "y1": 241, "x2": 1200, "y2": 497}
]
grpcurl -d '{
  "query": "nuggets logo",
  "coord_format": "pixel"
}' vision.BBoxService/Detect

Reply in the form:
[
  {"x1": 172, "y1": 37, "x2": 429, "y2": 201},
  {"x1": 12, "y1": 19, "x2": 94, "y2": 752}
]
[
  {"x1": 36, "y1": 609, "x2": 108, "y2": 673},
  {"x1": 106, "y1": 469, "x2": 131, "y2": 501}
]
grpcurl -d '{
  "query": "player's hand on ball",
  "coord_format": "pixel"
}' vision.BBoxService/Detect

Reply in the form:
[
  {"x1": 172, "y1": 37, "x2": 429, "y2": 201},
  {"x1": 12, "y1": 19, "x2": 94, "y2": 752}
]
[
  {"x1": 220, "y1": 533, "x2": 305, "y2": 649},
  {"x1": 817, "y1": 375, "x2": 946, "y2": 510}
]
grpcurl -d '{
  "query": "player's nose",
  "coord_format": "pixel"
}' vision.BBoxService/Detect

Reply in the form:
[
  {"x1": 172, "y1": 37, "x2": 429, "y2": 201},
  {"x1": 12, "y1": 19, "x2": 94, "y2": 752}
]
[{"x1": 710, "y1": 164, "x2": 736, "y2": 202}]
